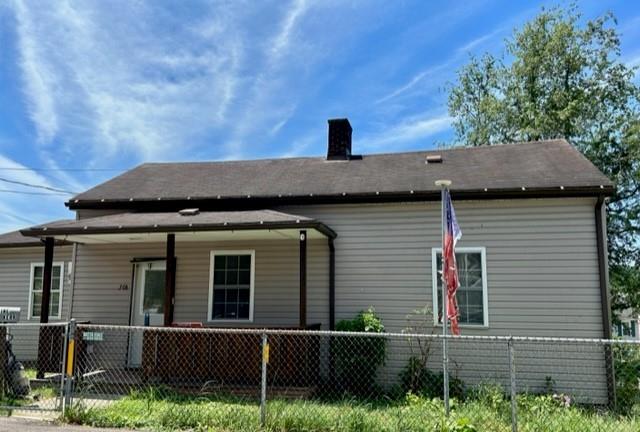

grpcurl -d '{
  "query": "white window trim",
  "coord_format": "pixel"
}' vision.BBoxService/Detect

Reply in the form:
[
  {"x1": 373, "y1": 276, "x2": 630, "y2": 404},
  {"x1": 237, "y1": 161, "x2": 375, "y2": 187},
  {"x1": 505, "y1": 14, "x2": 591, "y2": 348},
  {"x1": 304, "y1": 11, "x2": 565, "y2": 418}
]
[
  {"x1": 28, "y1": 262, "x2": 64, "y2": 320},
  {"x1": 208, "y1": 250, "x2": 255, "y2": 323},
  {"x1": 431, "y1": 247, "x2": 489, "y2": 328}
]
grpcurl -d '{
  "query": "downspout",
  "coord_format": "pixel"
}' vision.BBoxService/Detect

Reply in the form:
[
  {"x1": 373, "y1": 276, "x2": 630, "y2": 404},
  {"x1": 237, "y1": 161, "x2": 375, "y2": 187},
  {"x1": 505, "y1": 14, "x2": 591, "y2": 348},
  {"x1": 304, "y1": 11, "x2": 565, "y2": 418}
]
[
  {"x1": 329, "y1": 238, "x2": 335, "y2": 330},
  {"x1": 67, "y1": 242, "x2": 79, "y2": 321},
  {"x1": 595, "y1": 195, "x2": 615, "y2": 406}
]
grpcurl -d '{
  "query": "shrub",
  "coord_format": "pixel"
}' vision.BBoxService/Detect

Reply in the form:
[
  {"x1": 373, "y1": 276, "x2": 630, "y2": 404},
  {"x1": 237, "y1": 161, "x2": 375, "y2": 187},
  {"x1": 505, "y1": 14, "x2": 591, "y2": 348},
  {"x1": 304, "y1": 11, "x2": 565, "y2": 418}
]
[
  {"x1": 613, "y1": 343, "x2": 640, "y2": 414},
  {"x1": 333, "y1": 308, "x2": 386, "y2": 396},
  {"x1": 399, "y1": 356, "x2": 465, "y2": 400}
]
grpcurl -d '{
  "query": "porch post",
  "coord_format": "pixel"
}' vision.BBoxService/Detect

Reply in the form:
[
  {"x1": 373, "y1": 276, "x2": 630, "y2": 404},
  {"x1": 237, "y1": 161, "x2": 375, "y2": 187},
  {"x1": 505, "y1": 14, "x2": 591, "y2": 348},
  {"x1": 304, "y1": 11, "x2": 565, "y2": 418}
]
[
  {"x1": 40, "y1": 237, "x2": 55, "y2": 324},
  {"x1": 36, "y1": 237, "x2": 54, "y2": 379},
  {"x1": 299, "y1": 230, "x2": 307, "y2": 328},
  {"x1": 163, "y1": 233, "x2": 176, "y2": 327}
]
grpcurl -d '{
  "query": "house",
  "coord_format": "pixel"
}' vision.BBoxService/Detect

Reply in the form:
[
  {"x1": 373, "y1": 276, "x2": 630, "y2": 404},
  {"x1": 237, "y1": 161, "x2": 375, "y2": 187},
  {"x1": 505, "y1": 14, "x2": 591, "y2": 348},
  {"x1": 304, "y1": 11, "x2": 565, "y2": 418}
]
[{"x1": 0, "y1": 118, "x2": 615, "y2": 399}]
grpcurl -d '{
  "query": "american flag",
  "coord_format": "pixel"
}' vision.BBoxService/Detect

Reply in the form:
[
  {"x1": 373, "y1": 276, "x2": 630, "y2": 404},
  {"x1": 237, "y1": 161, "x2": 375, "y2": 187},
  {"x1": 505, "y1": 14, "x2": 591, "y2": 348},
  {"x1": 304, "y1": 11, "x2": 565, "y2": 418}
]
[{"x1": 443, "y1": 189, "x2": 462, "y2": 335}]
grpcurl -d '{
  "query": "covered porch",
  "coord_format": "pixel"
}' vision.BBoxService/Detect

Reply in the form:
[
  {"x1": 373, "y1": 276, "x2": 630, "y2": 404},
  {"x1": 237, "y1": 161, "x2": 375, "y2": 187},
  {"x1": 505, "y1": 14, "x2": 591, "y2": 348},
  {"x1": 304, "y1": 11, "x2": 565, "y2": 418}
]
[{"x1": 22, "y1": 209, "x2": 337, "y2": 382}]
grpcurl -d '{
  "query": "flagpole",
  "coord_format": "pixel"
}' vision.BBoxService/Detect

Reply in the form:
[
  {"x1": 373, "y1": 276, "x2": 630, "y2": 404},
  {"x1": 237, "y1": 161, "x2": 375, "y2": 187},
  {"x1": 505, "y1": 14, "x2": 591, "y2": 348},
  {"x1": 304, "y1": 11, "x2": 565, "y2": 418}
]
[{"x1": 435, "y1": 179, "x2": 451, "y2": 417}]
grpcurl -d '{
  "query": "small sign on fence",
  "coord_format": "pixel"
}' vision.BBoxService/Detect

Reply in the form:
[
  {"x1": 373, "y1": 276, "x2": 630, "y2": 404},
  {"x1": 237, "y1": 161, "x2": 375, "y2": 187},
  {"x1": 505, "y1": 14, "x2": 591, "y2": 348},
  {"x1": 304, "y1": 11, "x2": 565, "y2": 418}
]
[{"x1": 82, "y1": 331, "x2": 104, "y2": 342}]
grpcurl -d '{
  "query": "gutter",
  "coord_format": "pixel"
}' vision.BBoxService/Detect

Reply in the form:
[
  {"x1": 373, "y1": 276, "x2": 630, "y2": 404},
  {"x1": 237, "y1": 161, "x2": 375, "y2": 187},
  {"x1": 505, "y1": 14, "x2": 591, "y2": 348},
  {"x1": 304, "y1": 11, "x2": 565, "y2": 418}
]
[{"x1": 66, "y1": 185, "x2": 616, "y2": 211}]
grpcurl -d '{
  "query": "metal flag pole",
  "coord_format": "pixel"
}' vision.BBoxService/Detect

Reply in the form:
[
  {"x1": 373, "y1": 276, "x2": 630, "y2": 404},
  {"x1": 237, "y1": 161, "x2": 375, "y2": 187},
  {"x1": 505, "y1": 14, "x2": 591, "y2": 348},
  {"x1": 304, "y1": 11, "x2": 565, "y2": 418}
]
[{"x1": 435, "y1": 179, "x2": 451, "y2": 417}]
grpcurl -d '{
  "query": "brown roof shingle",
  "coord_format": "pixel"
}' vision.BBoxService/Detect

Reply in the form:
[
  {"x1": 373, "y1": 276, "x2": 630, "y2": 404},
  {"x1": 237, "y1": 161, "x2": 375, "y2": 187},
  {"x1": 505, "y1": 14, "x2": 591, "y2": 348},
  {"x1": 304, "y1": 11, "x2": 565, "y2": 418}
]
[
  {"x1": 21, "y1": 210, "x2": 336, "y2": 238},
  {"x1": 69, "y1": 140, "x2": 613, "y2": 207}
]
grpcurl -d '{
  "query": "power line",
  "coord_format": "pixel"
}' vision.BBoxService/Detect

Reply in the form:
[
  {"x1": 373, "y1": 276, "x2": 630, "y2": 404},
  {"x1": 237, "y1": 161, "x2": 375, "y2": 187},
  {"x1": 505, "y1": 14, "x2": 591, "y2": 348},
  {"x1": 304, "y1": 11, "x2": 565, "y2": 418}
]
[
  {"x1": 0, "y1": 177, "x2": 77, "y2": 194},
  {"x1": 0, "y1": 167, "x2": 122, "y2": 172},
  {"x1": 0, "y1": 189, "x2": 72, "y2": 196}
]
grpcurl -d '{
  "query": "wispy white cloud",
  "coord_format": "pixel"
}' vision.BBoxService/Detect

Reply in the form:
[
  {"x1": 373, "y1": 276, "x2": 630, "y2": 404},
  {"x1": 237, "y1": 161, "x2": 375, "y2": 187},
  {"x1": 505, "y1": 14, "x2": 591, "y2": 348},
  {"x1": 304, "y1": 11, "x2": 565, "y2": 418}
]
[
  {"x1": 358, "y1": 113, "x2": 452, "y2": 152},
  {"x1": 11, "y1": 0, "x2": 59, "y2": 144},
  {"x1": 9, "y1": 0, "x2": 244, "y2": 162}
]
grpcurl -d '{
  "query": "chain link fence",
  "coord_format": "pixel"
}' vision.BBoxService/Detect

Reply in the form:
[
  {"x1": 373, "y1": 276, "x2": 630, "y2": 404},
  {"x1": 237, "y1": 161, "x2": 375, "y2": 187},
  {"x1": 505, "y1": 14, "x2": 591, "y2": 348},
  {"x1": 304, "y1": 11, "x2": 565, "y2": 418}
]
[
  {"x1": 0, "y1": 322, "x2": 67, "y2": 412},
  {"x1": 1, "y1": 321, "x2": 639, "y2": 431}
]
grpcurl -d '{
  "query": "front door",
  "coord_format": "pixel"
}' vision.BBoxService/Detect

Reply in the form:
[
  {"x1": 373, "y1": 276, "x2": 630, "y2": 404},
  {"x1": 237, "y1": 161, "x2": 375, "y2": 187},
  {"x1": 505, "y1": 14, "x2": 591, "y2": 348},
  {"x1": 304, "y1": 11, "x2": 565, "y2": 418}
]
[{"x1": 128, "y1": 260, "x2": 166, "y2": 366}]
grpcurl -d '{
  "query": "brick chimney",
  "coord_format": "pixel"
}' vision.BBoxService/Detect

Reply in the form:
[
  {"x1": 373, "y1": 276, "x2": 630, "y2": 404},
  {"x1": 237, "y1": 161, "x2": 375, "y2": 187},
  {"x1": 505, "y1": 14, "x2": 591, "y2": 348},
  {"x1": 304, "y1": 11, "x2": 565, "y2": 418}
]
[{"x1": 327, "y1": 118, "x2": 352, "y2": 160}]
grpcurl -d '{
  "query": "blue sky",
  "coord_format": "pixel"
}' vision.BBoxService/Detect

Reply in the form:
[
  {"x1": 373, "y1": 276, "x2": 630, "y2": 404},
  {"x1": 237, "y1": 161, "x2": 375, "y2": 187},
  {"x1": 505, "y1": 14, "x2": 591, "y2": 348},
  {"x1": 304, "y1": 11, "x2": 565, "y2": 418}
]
[{"x1": 0, "y1": 0, "x2": 639, "y2": 232}]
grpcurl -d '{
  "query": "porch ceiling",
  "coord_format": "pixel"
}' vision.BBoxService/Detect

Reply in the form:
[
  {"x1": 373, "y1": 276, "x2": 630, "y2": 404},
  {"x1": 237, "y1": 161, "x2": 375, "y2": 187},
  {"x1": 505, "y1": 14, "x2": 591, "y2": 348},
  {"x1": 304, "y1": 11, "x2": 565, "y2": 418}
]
[{"x1": 20, "y1": 209, "x2": 336, "y2": 244}]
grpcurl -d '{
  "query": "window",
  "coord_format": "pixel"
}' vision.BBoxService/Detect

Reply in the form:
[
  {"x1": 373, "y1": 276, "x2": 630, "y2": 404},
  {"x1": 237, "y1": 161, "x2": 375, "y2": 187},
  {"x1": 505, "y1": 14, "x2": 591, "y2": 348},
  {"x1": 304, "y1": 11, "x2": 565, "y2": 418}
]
[
  {"x1": 208, "y1": 251, "x2": 254, "y2": 321},
  {"x1": 29, "y1": 262, "x2": 64, "y2": 319},
  {"x1": 615, "y1": 321, "x2": 638, "y2": 338},
  {"x1": 432, "y1": 247, "x2": 488, "y2": 327}
]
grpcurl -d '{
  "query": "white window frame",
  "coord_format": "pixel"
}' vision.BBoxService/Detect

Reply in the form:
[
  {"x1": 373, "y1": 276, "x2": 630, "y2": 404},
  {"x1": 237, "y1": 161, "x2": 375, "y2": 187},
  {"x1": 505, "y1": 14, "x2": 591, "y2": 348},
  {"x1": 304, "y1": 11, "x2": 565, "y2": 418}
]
[
  {"x1": 28, "y1": 262, "x2": 64, "y2": 320},
  {"x1": 208, "y1": 250, "x2": 255, "y2": 323},
  {"x1": 431, "y1": 247, "x2": 489, "y2": 328}
]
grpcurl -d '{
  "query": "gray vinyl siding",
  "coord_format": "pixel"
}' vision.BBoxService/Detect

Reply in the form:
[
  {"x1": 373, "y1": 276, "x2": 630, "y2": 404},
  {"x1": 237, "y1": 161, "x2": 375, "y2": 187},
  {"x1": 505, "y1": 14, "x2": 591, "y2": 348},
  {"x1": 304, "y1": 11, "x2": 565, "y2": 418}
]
[
  {"x1": 67, "y1": 197, "x2": 606, "y2": 402},
  {"x1": 284, "y1": 198, "x2": 608, "y2": 403},
  {"x1": 71, "y1": 240, "x2": 329, "y2": 328},
  {"x1": 0, "y1": 245, "x2": 73, "y2": 361},
  {"x1": 285, "y1": 197, "x2": 603, "y2": 338}
]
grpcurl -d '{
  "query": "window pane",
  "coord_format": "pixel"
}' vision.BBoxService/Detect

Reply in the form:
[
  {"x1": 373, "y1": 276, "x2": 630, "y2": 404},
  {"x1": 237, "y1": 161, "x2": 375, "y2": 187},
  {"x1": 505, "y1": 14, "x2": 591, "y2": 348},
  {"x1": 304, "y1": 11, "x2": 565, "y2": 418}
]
[
  {"x1": 239, "y1": 255, "x2": 251, "y2": 270},
  {"x1": 33, "y1": 277, "x2": 43, "y2": 292},
  {"x1": 238, "y1": 303, "x2": 249, "y2": 319},
  {"x1": 143, "y1": 270, "x2": 165, "y2": 314},
  {"x1": 225, "y1": 302, "x2": 238, "y2": 318},
  {"x1": 213, "y1": 303, "x2": 225, "y2": 319},
  {"x1": 238, "y1": 288, "x2": 250, "y2": 303},
  {"x1": 227, "y1": 255, "x2": 239, "y2": 270},
  {"x1": 226, "y1": 270, "x2": 238, "y2": 285},
  {"x1": 238, "y1": 270, "x2": 250, "y2": 285},
  {"x1": 52, "y1": 277, "x2": 62, "y2": 291},
  {"x1": 50, "y1": 292, "x2": 60, "y2": 317},
  {"x1": 214, "y1": 270, "x2": 226, "y2": 285},
  {"x1": 34, "y1": 266, "x2": 43, "y2": 278},
  {"x1": 226, "y1": 288, "x2": 238, "y2": 303},
  {"x1": 32, "y1": 292, "x2": 42, "y2": 317},
  {"x1": 52, "y1": 266, "x2": 61, "y2": 278},
  {"x1": 213, "y1": 289, "x2": 225, "y2": 304},
  {"x1": 214, "y1": 256, "x2": 226, "y2": 270}
]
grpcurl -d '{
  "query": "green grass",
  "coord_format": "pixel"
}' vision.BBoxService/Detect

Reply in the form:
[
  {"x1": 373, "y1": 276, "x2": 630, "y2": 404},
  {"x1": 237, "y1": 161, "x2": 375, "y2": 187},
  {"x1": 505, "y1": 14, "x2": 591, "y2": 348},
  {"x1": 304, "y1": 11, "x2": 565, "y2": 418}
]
[{"x1": 63, "y1": 389, "x2": 640, "y2": 432}]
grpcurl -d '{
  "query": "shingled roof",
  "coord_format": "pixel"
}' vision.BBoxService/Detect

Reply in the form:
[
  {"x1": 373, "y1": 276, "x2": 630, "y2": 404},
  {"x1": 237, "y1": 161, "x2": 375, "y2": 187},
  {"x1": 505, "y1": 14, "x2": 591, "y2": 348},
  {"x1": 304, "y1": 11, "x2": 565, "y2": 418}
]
[
  {"x1": 0, "y1": 224, "x2": 73, "y2": 248},
  {"x1": 68, "y1": 139, "x2": 613, "y2": 209}
]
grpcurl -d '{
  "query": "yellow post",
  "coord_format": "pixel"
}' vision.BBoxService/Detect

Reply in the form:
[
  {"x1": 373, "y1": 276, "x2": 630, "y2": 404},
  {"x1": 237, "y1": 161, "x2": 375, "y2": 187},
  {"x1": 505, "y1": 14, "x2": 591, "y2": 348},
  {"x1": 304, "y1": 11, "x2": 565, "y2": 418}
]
[{"x1": 66, "y1": 339, "x2": 75, "y2": 376}]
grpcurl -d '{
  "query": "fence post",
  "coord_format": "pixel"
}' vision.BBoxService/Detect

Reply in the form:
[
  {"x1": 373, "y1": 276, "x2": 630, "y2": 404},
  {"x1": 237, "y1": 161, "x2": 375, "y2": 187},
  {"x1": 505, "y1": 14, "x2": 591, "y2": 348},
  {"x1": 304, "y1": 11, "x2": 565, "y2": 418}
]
[
  {"x1": 260, "y1": 332, "x2": 269, "y2": 428},
  {"x1": 508, "y1": 337, "x2": 518, "y2": 432},
  {"x1": 62, "y1": 319, "x2": 77, "y2": 412}
]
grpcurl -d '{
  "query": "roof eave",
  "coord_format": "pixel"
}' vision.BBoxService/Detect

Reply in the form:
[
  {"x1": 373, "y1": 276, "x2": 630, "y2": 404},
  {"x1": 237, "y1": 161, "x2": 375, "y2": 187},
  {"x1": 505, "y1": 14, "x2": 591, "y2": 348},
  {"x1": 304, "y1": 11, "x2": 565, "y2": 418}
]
[
  {"x1": 65, "y1": 185, "x2": 616, "y2": 210},
  {"x1": 21, "y1": 220, "x2": 337, "y2": 240}
]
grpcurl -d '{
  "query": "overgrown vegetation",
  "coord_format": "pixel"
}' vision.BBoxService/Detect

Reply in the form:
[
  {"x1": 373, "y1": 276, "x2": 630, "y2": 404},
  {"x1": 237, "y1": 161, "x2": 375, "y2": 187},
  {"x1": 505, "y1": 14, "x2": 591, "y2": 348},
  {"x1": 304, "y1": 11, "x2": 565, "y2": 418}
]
[
  {"x1": 333, "y1": 308, "x2": 387, "y2": 395},
  {"x1": 447, "y1": 3, "x2": 640, "y2": 320},
  {"x1": 63, "y1": 388, "x2": 640, "y2": 432}
]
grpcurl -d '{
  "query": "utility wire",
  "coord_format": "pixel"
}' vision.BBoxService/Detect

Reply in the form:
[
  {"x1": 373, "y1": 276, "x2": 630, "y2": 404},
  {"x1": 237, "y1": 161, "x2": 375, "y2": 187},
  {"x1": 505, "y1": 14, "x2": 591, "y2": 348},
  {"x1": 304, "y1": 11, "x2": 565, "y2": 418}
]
[
  {"x1": 0, "y1": 167, "x2": 122, "y2": 172},
  {"x1": 0, "y1": 177, "x2": 77, "y2": 194},
  {"x1": 0, "y1": 188, "x2": 72, "y2": 196}
]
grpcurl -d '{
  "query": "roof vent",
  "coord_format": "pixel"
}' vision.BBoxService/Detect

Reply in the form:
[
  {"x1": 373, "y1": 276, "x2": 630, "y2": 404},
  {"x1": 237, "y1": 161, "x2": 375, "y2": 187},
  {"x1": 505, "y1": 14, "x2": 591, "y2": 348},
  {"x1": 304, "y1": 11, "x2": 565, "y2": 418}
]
[
  {"x1": 425, "y1": 154, "x2": 443, "y2": 164},
  {"x1": 179, "y1": 208, "x2": 200, "y2": 216}
]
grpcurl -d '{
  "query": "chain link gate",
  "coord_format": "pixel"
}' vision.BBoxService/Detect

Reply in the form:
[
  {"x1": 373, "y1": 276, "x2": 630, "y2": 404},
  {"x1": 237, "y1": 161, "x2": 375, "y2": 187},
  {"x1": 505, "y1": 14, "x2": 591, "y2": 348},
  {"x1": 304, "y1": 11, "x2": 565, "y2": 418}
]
[{"x1": 0, "y1": 322, "x2": 69, "y2": 413}]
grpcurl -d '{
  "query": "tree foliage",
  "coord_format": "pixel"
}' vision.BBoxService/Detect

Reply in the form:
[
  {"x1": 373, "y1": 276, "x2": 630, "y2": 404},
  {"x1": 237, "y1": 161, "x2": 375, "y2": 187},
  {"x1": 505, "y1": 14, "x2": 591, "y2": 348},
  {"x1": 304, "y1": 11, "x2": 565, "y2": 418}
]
[{"x1": 448, "y1": 4, "x2": 640, "y2": 318}]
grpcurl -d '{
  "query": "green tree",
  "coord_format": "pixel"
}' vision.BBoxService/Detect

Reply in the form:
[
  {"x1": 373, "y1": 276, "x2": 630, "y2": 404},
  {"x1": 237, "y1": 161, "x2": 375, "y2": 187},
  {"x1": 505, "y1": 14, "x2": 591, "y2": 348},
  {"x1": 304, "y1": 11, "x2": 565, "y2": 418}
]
[{"x1": 448, "y1": 4, "x2": 640, "y2": 320}]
